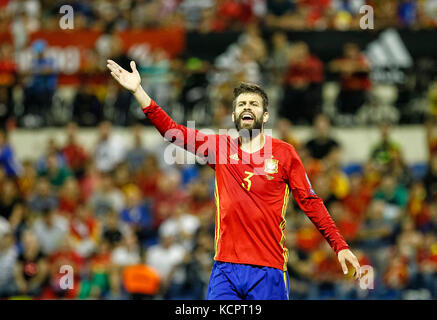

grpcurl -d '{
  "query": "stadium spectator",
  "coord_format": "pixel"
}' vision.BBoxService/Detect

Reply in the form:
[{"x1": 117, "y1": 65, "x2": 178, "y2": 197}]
[
  {"x1": 425, "y1": 116, "x2": 437, "y2": 156},
  {"x1": 234, "y1": 44, "x2": 263, "y2": 84},
  {"x1": 373, "y1": 174, "x2": 409, "y2": 209},
  {"x1": 390, "y1": 148, "x2": 413, "y2": 187},
  {"x1": 164, "y1": 248, "x2": 208, "y2": 299},
  {"x1": 22, "y1": 39, "x2": 58, "y2": 128},
  {"x1": 89, "y1": 173, "x2": 125, "y2": 217},
  {"x1": 308, "y1": 242, "x2": 344, "y2": 299},
  {"x1": 77, "y1": 159, "x2": 100, "y2": 198},
  {"x1": 266, "y1": 31, "x2": 292, "y2": 84},
  {"x1": 33, "y1": 208, "x2": 69, "y2": 255},
  {"x1": 164, "y1": 223, "x2": 214, "y2": 300},
  {"x1": 300, "y1": 0, "x2": 332, "y2": 29},
  {"x1": 177, "y1": 57, "x2": 210, "y2": 124},
  {"x1": 216, "y1": 0, "x2": 256, "y2": 30},
  {"x1": 0, "y1": 231, "x2": 18, "y2": 297},
  {"x1": 134, "y1": 154, "x2": 163, "y2": 200},
  {"x1": 329, "y1": 43, "x2": 371, "y2": 124},
  {"x1": 38, "y1": 152, "x2": 73, "y2": 189},
  {"x1": 279, "y1": 41, "x2": 324, "y2": 125},
  {"x1": 371, "y1": 0, "x2": 398, "y2": 29},
  {"x1": 113, "y1": 162, "x2": 134, "y2": 192},
  {"x1": 94, "y1": 121, "x2": 126, "y2": 173},
  {"x1": 277, "y1": 118, "x2": 300, "y2": 149},
  {"x1": 325, "y1": 148, "x2": 350, "y2": 200},
  {"x1": 382, "y1": 250, "x2": 410, "y2": 299},
  {"x1": 304, "y1": 114, "x2": 340, "y2": 160},
  {"x1": 77, "y1": 239, "x2": 113, "y2": 299},
  {"x1": 356, "y1": 200, "x2": 396, "y2": 270},
  {"x1": 239, "y1": 24, "x2": 268, "y2": 64},
  {"x1": 196, "y1": 4, "x2": 226, "y2": 33},
  {"x1": 0, "y1": 129, "x2": 21, "y2": 177},
  {"x1": 46, "y1": 237, "x2": 83, "y2": 299},
  {"x1": 35, "y1": 138, "x2": 67, "y2": 174},
  {"x1": 422, "y1": 0, "x2": 437, "y2": 27},
  {"x1": 152, "y1": 170, "x2": 188, "y2": 229},
  {"x1": 111, "y1": 232, "x2": 141, "y2": 267},
  {"x1": 0, "y1": 43, "x2": 17, "y2": 127},
  {"x1": 14, "y1": 230, "x2": 49, "y2": 297},
  {"x1": 140, "y1": 48, "x2": 172, "y2": 109},
  {"x1": 416, "y1": 231, "x2": 437, "y2": 296},
  {"x1": 186, "y1": 179, "x2": 214, "y2": 216},
  {"x1": 120, "y1": 185, "x2": 155, "y2": 246},
  {"x1": 62, "y1": 122, "x2": 89, "y2": 180},
  {"x1": 145, "y1": 228, "x2": 187, "y2": 292},
  {"x1": 406, "y1": 180, "x2": 432, "y2": 231},
  {"x1": 159, "y1": 204, "x2": 200, "y2": 250},
  {"x1": 27, "y1": 177, "x2": 58, "y2": 213},
  {"x1": 0, "y1": 178, "x2": 23, "y2": 229},
  {"x1": 17, "y1": 160, "x2": 37, "y2": 198},
  {"x1": 398, "y1": 0, "x2": 418, "y2": 28},
  {"x1": 424, "y1": 152, "x2": 437, "y2": 201},
  {"x1": 72, "y1": 82, "x2": 104, "y2": 127},
  {"x1": 69, "y1": 205, "x2": 100, "y2": 258},
  {"x1": 110, "y1": 232, "x2": 141, "y2": 298},
  {"x1": 0, "y1": 213, "x2": 11, "y2": 238},
  {"x1": 265, "y1": 0, "x2": 296, "y2": 28},
  {"x1": 370, "y1": 122, "x2": 402, "y2": 172},
  {"x1": 125, "y1": 124, "x2": 149, "y2": 174},
  {"x1": 102, "y1": 209, "x2": 127, "y2": 248},
  {"x1": 342, "y1": 173, "x2": 373, "y2": 220}
]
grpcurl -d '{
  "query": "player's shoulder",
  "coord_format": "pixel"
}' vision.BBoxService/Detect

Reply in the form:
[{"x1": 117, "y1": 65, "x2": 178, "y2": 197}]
[{"x1": 270, "y1": 137, "x2": 301, "y2": 166}]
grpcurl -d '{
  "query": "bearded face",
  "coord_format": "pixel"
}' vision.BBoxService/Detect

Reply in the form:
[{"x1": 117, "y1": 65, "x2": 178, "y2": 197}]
[{"x1": 232, "y1": 92, "x2": 267, "y2": 134}]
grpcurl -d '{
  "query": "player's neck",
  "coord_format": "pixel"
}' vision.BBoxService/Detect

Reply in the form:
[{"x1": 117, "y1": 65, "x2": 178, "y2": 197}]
[{"x1": 239, "y1": 131, "x2": 265, "y2": 154}]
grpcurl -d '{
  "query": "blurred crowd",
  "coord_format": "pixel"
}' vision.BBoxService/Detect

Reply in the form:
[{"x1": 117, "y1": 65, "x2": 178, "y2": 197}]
[
  {"x1": 1, "y1": 1, "x2": 437, "y2": 129},
  {"x1": 1, "y1": 23, "x2": 436, "y2": 129},
  {"x1": 1, "y1": 0, "x2": 437, "y2": 32},
  {"x1": 282, "y1": 115, "x2": 437, "y2": 299},
  {"x1": 0, "y1": 121, "x2": 217, "y2": 299},
  {"x1": 0, "y1": 114, "x2": 436, "y2": 300}
]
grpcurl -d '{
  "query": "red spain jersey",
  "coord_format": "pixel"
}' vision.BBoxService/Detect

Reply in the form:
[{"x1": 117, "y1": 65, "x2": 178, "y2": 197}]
[{"x1": 144, "y1": 100, "x2": 349, "y2": 271}]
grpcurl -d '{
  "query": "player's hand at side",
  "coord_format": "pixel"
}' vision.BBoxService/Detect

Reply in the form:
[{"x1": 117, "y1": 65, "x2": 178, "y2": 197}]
[
  {"x1": 337, "y1": 249, "x2": 362, "y2": 280},
  {"x1": 107, "y1": 59, "x2": 141, "y2": 93}
]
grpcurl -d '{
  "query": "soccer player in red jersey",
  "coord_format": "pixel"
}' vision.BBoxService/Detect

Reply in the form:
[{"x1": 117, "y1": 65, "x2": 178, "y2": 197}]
[{"x1": 107, "y1": 59, "x2": 362, "y2": 300}]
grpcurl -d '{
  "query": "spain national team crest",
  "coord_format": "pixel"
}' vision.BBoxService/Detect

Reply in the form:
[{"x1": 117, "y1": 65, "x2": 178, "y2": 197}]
[{"x1": 264, "y1": 158, "x2": 279, "y2": 174}]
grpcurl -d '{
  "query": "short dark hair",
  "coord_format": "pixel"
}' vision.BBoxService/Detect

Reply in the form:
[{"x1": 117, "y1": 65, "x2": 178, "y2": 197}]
[{"x1": 232, "y1": 82, "x2": 268, "y2": 112}]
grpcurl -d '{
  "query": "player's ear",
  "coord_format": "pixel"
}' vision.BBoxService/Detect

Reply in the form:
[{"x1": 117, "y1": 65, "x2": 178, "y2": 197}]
[
  {"x1": 263, "y1": 112, "x2": 269, "y2": 123},
  {"x1": 232, "y1": 112, "x2": 235, "y2": 123}
]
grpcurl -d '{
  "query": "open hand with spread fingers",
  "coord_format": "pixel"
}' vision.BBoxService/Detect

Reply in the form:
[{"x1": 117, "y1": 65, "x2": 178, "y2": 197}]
[{"x1": 106, "y1": 59, "x2": 141, "y2": 93}]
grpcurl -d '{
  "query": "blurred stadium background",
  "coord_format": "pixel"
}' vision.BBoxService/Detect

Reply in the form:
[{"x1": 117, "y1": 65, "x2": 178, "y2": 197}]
[{"x1": 0, "y1": 0, "x2": 437, "y2": 300}]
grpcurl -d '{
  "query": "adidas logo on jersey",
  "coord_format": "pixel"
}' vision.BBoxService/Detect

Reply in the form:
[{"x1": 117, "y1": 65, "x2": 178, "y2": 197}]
[{"x1": 230, "y1": 153, "x2": 239, "y2": 161}]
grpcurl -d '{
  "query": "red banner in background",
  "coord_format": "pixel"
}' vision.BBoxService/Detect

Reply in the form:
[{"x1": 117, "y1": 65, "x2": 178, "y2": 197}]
[
  {"x1": 29, "y1": 29, "x2": 102, "y2": 48},
  {"x1": 120, "y1": 29, "x2": 185, "y2": 58},
  {"x1": 0, "y1": 28, "x2": 185, "y2": 85}
]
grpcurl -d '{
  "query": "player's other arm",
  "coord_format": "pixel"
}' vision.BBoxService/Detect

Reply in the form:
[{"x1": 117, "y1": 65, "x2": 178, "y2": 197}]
[
  {"x1": 106, "y1": 59, "x2": 215, "y2": 161},
  {"x1": 286, "y1": 146, "x2": 362, "y2": 279}
]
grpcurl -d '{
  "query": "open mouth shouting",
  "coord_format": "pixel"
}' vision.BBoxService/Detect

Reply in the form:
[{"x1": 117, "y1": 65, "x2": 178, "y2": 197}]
[{"x1": 240, "y1": 112, "x2": 255, "y2": 125}]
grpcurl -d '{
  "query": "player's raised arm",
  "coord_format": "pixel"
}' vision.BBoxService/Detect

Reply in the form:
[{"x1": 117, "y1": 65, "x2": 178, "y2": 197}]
[
  {"x1": 106, "y1": 59, "x2": 216, "y2": 164},
  {"x1": 107, "y1": 60, "x2": 150, "y2": 108}
]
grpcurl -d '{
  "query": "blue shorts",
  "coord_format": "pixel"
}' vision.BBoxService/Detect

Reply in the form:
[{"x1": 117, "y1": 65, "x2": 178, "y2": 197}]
[{"x1": 206, "y1": 261, "x2": 290, "y2": 300}]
